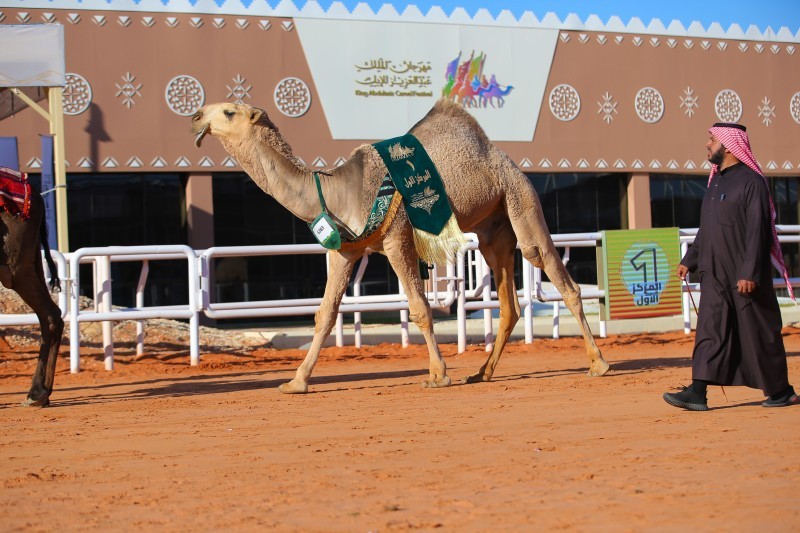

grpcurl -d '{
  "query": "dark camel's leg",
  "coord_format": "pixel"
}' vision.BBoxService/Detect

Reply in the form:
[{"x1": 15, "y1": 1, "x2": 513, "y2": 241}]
[
  {"x1": 15, "y1": 259, "x2": 65, "y2": 407},
  {"x1": 503, "y1": 172, "x2": 609, "y2": 377},
  {"x1": 463, "y1": 223, "x2": 520, "y2": 383},
  {"x1": 278, "y1": 251, "x2": 357, "y2": 394},
  {"x1": 383, "y1": 231, "x2": 450, "y2": 388}
]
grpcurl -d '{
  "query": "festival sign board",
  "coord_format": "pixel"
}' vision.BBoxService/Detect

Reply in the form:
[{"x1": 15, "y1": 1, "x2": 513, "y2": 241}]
[
  {"x1": 598, "y1": 228, "x2": 683, "y2": 320},
  {"x1": 295, "y1": 19, "x2": 557, "y2": 141}
]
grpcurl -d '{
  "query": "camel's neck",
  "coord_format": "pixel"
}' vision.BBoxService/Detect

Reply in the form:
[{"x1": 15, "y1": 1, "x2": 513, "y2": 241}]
[{"x1": 223, "y1": 135, "x2": 362, "y2": 229}]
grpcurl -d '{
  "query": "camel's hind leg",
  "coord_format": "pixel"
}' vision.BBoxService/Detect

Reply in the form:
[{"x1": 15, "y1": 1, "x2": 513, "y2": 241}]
[
  {"x1": 14, "y1": 259, "x2": 64, "y2": 407},
  {"x1": 383, "y1": 232, "x2": 450, "y2": 388},
  {"x1": 278, "y1": 251, "x2": 357, "y2": 394},
  {"x1": 463, "y1": 223, "x2": 520, "y2": 383},
  {"x1": 505, "y1": 178, "x2": 609, "y2": 377},
  {"x1": 533, "y1": 244, "x2": 609, "y2": 376}
]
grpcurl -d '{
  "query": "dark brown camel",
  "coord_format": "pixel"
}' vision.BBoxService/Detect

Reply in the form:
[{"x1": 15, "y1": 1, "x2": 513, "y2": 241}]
[{"x1": 0, "y1": 188, "x2": 64, "y2": 407}]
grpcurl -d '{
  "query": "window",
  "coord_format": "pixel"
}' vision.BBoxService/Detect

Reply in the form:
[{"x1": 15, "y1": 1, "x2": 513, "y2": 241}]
[
  {"x1": 65, "y1": 173, "x2": 187, "y2": 307},
  {"x1": 650, "y1": 174, "x2": 706, "y2": 229},
  {"x1": 769, "y1": 176, "x2": 800, "y2": 279},
  {"x1": 651, "y1": 173, "x2": 800, "y2": 279},
  {"x1": 527, "y1": 172, "x2": 626, "y2": 284}
]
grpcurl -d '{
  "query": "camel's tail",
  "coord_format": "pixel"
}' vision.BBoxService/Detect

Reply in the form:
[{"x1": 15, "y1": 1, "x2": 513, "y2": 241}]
[{"x1": 38, "y1": 198, "x2": 61, "y2": 293}]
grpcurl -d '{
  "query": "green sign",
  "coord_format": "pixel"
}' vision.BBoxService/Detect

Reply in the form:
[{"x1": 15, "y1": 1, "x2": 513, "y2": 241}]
[{"x1": 598, "y1": 228, "x2": 682, "y2": 320}]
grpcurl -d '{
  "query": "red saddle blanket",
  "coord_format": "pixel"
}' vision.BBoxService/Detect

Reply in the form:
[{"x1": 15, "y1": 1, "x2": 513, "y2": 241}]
[{"x1": 0, "y1": 167, "x2": 32, "y2": 219}]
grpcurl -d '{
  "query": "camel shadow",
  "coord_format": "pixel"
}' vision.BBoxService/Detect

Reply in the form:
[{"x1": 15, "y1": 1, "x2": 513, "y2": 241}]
[
  {"x1": 609, "y1": 356, "x2": 693, "y2": 372},
  {"x1": 483, "y1": 366, "x2": 592, "y2": 382},
  {"x1": 0, "y1": 367, "x2": 431, "y2": 408}
]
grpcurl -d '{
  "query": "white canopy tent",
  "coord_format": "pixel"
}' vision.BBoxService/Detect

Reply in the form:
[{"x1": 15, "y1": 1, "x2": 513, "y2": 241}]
[{"x1": 0, "y1": 24, "x2": 68, "y2": 251}]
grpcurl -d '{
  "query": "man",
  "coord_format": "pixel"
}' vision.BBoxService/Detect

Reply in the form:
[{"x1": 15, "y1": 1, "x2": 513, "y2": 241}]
[{"x1": 663, "y1": 122, "x2": 798, "y2": 411}]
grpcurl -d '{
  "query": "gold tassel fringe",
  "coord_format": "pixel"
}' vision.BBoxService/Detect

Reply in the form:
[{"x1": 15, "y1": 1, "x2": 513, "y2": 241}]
[{"x1": 412, "y1": 215, "x2": 467, "y2": 265}]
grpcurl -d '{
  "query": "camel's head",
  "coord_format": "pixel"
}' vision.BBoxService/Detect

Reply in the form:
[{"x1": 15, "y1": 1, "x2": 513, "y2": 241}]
[{"x1": 192, "y1": 103, "x2": 264, "y2": 148}]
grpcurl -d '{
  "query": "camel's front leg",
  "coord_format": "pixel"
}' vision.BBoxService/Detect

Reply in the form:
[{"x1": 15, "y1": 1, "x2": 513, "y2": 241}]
[
  {"x1": 384, "y1": 234, "x2": 450, "y2": 389},
  {"x1": 278, "y1": 251, "x2": 357, "y2": 394}
]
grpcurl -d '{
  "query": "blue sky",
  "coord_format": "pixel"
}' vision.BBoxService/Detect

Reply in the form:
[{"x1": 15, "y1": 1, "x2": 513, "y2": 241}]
[{"x1": 307, "y1": 0, "x2": 800, "y2": 32}]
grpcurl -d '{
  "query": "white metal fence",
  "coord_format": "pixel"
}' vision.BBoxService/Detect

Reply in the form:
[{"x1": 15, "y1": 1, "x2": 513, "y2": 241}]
[{"x1": 3, "y1": 227, "x2": 799, "y2": 373}]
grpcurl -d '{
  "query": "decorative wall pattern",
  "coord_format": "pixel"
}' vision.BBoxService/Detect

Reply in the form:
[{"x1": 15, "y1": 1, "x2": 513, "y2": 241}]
[
  {"x1": 274, "y1": 77, "x2": 312, "y2": 117},
  {"x1": 549, "y1": 84, "x2": 580, "y2": 121},
  {"x1": 715, "y1": 89, "x2": 743, "y2": 122},
  {"x1": 115, "y1": 73, "x2": 142, "y2": 109},
  {"x1": 791, "y1": 93, "x2": 800, "y2": 125},
  {"x1": 226, "y1": 75, "x2": 252, "y2": 104},
  {"x1": 597, "y1": 92, "x2": 617, "y2": 124},
  {"x1": 757, "y1": 97, "x2": 776, "y2": 126},
  {"x1": 679, "y1": 87, "x2": 699, "y2": 117},
  {"x1": 63, "y1": 73, "x2": 92, "y2": 115},
  {"x1": 165, "y1": 75, "x2": 205, "y2": 116},
  {"x1": 634, "y1": 87, "x2": 664, "y2": 123}
]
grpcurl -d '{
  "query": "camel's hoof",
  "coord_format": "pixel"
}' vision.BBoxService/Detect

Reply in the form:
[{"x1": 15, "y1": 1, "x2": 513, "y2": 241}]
[
  {"x1": 460, "y1": 373, "x2": 491, "y2": 385},
  {"x1": 421, "y1": 376, "x2": 451, "y2": 389},
  {"x1": 21, "y1": 396, "x2": 50, "y2": 408},
  {"x1": 278, "y1": 380, "x2": 308, "y2": 394},
  {"x1": 588, "y1": 358, "x2": 610, "y2": 377}
]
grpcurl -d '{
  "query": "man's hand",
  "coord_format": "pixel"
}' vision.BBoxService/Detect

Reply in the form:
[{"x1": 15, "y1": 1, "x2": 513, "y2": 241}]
[
  {"x1": 676, "y1": 264, "x2": 689, "y2": 280},
  {"x1": 737, "y1": 279, "x2": 756, "y2": 295}
]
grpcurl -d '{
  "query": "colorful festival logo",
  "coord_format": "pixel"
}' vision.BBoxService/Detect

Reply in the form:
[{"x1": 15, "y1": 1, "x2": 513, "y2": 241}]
[{"x1": 441, "y1": 51, "x2": 514, "y2": 109}]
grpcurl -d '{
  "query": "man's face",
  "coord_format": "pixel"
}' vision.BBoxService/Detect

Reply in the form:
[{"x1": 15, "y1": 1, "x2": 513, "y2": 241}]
[{"x1": 707, "y1": 135, "x2": 726, "y2": 165}]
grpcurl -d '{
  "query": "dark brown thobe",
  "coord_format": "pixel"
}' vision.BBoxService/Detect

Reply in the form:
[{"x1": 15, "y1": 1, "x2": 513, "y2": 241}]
[{"x1": 681, "y1": 162, "x2": 790, "y2": 396}]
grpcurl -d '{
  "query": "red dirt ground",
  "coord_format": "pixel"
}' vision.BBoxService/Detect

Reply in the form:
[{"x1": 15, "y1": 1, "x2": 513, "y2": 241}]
[{"x1": 1, "y1": 329, "x2": 799, "y2": 531}]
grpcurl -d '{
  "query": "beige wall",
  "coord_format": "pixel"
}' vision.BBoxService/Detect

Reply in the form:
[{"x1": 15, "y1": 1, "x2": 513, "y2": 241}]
[{"x1": 1, "y1": 8, "x2": 798, "y2": 178}]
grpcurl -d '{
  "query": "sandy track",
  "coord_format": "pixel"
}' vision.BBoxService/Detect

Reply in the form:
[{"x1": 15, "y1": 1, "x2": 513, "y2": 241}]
[{"x1": 1, "y1": 330, "x2": 799, "y2": 531}]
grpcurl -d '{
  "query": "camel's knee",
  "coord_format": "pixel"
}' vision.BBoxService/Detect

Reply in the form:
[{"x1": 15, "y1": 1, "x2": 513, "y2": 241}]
[
  {"x1": 504, "y1": 307, "x2": 521, "y2": 327},
  {"x1": 38, "y1": 312, "x2": 63, "y2": 343},
  {"x1": 408, "y1": 308, "x2": 433, "y2": 334},
  {"x1": 313, "y1": 307, "x2": 337, "y2": 334},
  {"x1": 497, "y1": 297, "x2": 520, "y2": 326},
  {"x1": 48, "y1": 314, "x2": 64, "y2": 338},
  {"x1": 563, "y1": 287, "x2": 583, "y2": 309},
  {"x1": 519, "y1": 245, "x2": 544, "y2": 269}
]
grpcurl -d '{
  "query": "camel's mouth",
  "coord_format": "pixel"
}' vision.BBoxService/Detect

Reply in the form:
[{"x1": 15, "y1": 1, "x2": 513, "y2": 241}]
[{"x1": 194, "y1": 124, "x2": 210, "y2": 148}]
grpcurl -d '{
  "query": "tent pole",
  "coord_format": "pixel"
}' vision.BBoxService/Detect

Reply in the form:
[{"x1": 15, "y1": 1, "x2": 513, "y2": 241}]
[{"x1": 48, "y1": 86, "x2": 69, "y2": 252}]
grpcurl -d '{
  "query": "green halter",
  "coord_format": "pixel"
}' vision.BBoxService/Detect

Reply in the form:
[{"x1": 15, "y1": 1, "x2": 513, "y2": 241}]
[{"x1": 308, "y1": 172, "x2": 343, "y2": 250}]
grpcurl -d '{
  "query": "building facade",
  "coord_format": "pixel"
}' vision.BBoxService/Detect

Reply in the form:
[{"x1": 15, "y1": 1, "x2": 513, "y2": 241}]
[{"x1": 1, "y1": 1, "x2": 799, "y2": 310}]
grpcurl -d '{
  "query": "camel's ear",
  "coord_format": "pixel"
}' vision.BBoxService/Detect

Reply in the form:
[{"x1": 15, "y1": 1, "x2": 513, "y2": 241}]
[{"x1": 249, "y1": 108, "x2": 263, "y2": 124}]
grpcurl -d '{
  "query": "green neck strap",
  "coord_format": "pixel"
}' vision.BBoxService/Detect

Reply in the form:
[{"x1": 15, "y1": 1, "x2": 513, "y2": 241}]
[{"x1": 313, "y1": 172, "x2": 328, "y2": 214}]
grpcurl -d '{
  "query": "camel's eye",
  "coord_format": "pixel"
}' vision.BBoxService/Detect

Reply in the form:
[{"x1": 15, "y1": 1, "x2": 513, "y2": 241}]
[{"x1": 223, "y1": 109, "x2": 235, "y2": 119}]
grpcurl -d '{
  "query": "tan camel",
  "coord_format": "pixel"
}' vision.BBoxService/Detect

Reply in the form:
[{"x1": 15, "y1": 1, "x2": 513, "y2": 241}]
[{"x1": 192, "y1": 98, "x2": 609, "y2": 393}]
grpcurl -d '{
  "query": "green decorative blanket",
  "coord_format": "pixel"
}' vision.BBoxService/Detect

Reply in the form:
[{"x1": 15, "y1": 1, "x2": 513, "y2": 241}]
[
  {"x1": 373, "y1": 134, "x2": 466, "y2": 264},
  {"x1": 373, "y1": 134, "x2": 450, "y2": 235}
]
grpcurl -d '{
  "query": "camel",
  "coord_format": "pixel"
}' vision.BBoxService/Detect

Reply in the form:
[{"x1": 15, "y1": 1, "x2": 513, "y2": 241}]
[
  {"x1": 191, "y1": 98, "x2": 609, "y2": 394},
  {"x1": 479, "y1": 83, "x2": 514, "y2": 109},
  {"x1": 0, "y1": 175, "x2": 64, "y2": 407}
]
